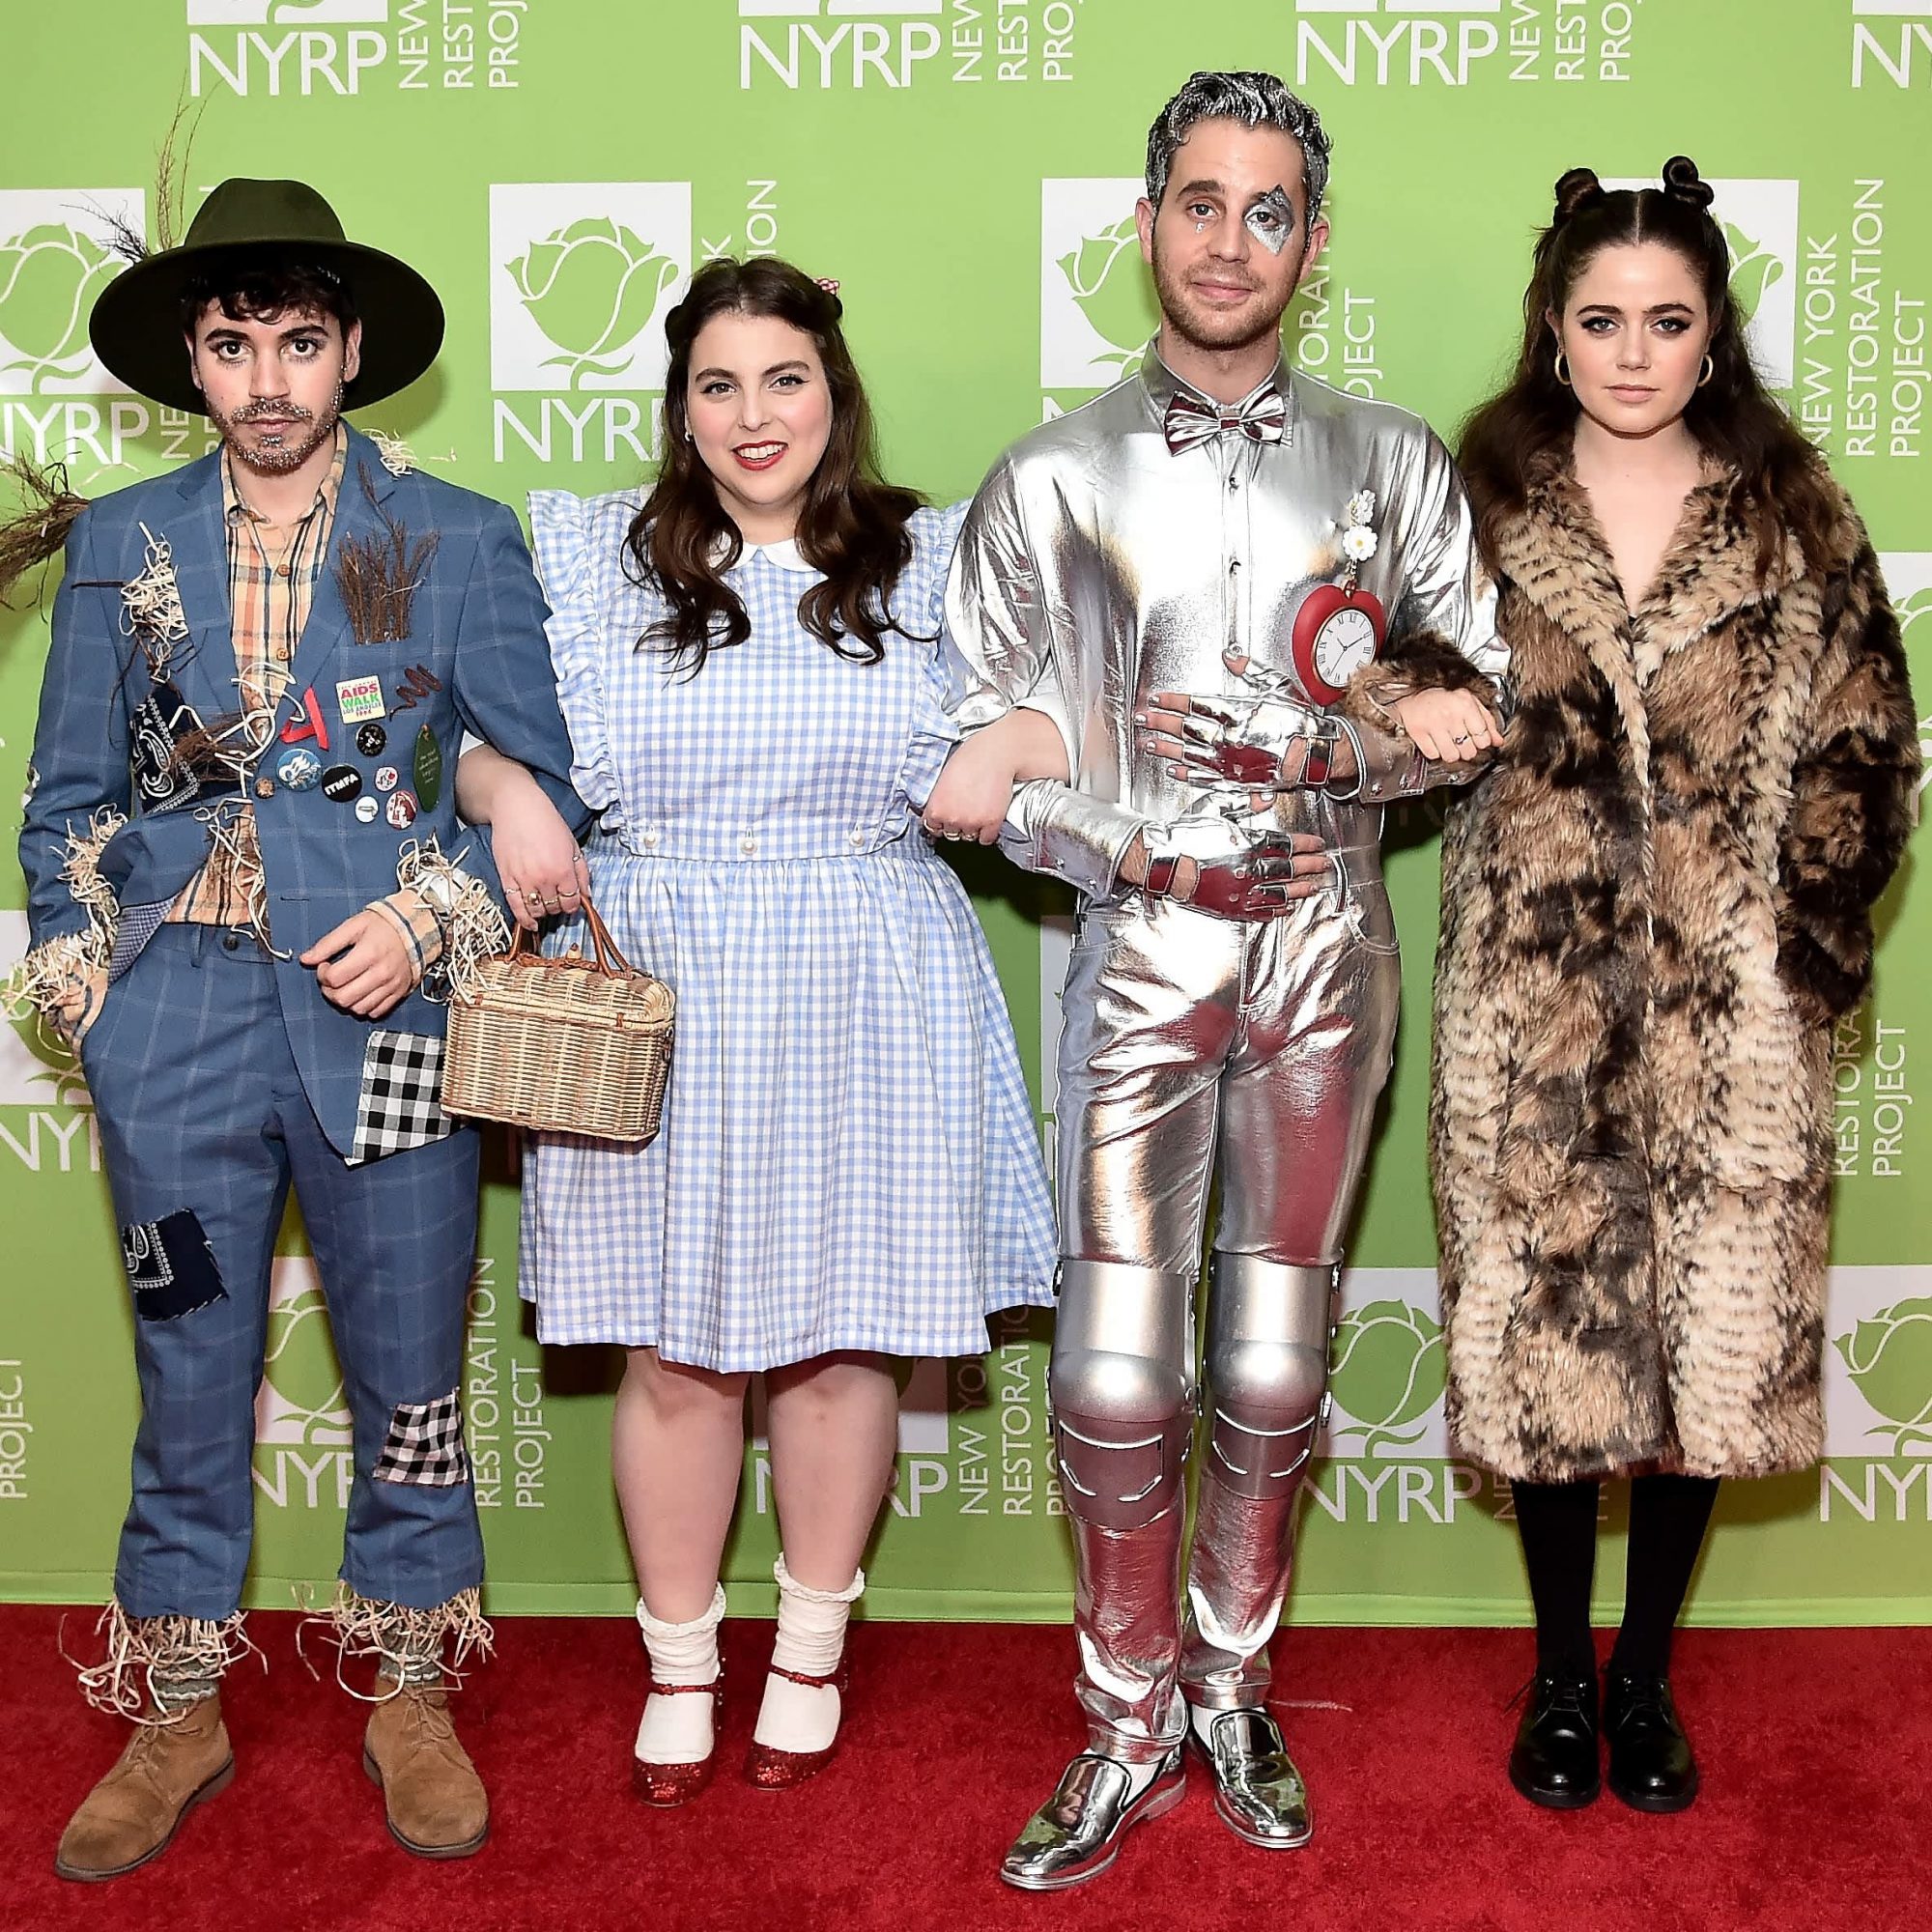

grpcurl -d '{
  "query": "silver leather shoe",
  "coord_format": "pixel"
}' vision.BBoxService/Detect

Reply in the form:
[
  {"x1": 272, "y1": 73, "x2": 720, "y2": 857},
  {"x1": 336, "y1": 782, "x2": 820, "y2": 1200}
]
[
  {"x1": 999, "y1": 1746, "x2": 1187, "y2": 1891},
  {"x1": 1191, "y1": 1707, "x2": 1313, "y2": 1848}
]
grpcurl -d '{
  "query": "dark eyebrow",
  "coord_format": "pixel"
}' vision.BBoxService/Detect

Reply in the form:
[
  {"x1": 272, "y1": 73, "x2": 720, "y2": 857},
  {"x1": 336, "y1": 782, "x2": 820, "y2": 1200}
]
[
  {"x1": 200, "y1": 321, "x2": 329, "y2": 344},
  {"x1": 1173, "y1": 178, "x2": 1224, "y2": 200},
  {"x1": 1577, "y1": 301, "x2": 1694, "y2": 318},
  {"x1": 691, "y1": 360, "x2": 812, "y2": 383}
]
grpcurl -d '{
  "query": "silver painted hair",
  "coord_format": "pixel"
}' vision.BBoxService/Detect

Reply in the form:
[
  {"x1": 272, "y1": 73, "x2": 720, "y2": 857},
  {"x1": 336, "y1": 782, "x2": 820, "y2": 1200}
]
[{"x1": 1145, "y1": 71, "x2": 1333, "y2": 226}]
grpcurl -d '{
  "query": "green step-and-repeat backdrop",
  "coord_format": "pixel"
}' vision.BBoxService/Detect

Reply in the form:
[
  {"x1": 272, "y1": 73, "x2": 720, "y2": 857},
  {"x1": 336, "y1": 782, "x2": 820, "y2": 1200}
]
[{"x1": 1, "y1": 2, "x2": 1928, "y2": 1625}]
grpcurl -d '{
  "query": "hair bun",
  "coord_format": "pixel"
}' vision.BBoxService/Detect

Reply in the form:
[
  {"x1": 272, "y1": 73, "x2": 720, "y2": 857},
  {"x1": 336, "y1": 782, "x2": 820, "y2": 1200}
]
[
  {"x1": 1660, "y1": 156, "x2": 1715, "y2": 212},
  {"x1": 1553, "y1": 167, "x2": 1605, "y2": 222}
]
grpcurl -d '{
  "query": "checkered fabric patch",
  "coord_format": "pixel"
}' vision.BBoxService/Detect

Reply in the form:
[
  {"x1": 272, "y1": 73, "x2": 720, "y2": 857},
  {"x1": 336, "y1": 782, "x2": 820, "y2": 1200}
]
[
  {"x1": 107, "y1": 899, "x2": 173, "y2": 982},
  {"x1": 372, "y1": 1387, "x2": 470, "y2": 1487},
  {"x1": 348, "y1": 1029, "x2": 457, "y2": 1166}
]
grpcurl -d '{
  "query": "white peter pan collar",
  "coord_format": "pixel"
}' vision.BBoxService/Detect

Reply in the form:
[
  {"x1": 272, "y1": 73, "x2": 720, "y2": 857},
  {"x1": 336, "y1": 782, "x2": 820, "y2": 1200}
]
[
  {"x1": 710, "y1": 531, "x2": 815, "y2": 576},
  {"x1": 744, "y1": 537, "x2": 814, "y2": 574}
]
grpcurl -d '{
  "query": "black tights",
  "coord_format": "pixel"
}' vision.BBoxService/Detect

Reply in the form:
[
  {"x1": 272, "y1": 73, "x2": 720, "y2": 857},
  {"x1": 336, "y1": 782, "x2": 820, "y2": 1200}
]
[{"x1": 1511, "y1": 1474, "x2": 1720, "y2": 1679}]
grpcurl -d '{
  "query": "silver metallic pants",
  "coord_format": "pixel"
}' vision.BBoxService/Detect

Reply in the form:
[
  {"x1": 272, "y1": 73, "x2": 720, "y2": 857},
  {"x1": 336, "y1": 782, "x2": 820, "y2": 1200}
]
[{"x1": 1049, "y1": 866, "x2": 1402, "y2": 1760}]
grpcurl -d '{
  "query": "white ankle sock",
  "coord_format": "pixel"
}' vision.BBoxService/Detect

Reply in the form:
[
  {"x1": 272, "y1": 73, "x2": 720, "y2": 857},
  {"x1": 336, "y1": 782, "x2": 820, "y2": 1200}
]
[
  {"x1": 1189, "y1": 1701, "x2": 1224, "y2": 1751},
  {"x1": 635, "y1": 1584, "x2": 724, "y2": 1766},
  {"x1": 752, "y1": 1555, "x2": 863, "y2": 1754}
]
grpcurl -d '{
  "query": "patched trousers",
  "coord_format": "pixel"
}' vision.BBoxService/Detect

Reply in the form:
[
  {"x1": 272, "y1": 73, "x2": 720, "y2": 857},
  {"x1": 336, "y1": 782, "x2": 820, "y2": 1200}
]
[
  {"x1": 1050, "y1": 871, "x2": 1402, "y2": 1760},
  {"x1": 79, "y1": 925, "x2": 483, "y2": 1619}
]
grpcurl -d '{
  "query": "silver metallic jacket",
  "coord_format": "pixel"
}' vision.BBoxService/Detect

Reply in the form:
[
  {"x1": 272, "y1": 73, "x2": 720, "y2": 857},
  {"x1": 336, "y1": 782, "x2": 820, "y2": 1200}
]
[{"x1": 946, "y1": 352, "x2": 1506, "y2": 893}]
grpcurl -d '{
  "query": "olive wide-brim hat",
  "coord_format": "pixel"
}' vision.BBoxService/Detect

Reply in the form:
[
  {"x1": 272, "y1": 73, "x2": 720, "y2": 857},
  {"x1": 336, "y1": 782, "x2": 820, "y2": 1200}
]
[{"x1": 89, "y1": 177, "x2": 444, "y2": 416}]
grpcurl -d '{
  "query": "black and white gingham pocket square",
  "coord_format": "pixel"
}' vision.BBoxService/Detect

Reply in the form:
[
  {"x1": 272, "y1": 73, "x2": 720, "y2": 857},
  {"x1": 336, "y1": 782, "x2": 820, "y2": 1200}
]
[
  {"x1": 373, "y1": 1387, "x2": 470, "y2": 1487},
  {"x1": 349, "y1": 1028, "x2": 457, "y2": 1166}
]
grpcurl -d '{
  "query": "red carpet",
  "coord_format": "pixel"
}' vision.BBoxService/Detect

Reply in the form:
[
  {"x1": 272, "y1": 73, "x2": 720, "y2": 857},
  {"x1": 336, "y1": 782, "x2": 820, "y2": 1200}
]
[{"x1": 0, "y1": 1608, "x2": 1922, "y2": 1932}]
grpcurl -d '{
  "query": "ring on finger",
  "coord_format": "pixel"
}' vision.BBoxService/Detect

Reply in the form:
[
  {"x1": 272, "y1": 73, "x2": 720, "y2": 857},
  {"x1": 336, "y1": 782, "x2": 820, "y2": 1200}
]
[{"x1": 524, "y1": 889, "x2": 543, "y2": 903}]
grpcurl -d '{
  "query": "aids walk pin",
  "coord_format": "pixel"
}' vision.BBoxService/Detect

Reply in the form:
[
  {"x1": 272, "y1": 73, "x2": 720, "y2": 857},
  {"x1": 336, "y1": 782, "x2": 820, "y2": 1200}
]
[
  {"x1": 412, "y1": 724, "x2": 442, "y2": 810},
  {"x1": 335, "y1": 674, "x2": 385, "y2": 728}
]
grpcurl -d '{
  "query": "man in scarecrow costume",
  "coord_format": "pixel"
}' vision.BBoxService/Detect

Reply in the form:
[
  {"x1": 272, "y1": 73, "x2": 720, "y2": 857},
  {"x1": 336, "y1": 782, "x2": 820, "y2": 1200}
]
[{"x1": 13, "y1": 178, "x2": 586, "y2": 1878}]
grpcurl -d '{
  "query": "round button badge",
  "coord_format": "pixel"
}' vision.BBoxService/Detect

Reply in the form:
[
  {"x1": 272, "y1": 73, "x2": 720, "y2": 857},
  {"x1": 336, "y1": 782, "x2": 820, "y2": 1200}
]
[
  {"x1": 355, "y1": 795, "x2": 380, "y2": 823},
  {"x1": 355, "y1": 723, "x2": 387, "y2": 757},
  {"x1": 320, "y1": 764, "x2": 362, "y2": 804},
  {"x1": 276, "y1": 748, "x2": 322, "y2": 791},
  {"x1": 385, "y1": 789, "x2": 418, "y2": 830},
  {"x1": 375, "y1": 765, "x2": 399, "y2": 793}
]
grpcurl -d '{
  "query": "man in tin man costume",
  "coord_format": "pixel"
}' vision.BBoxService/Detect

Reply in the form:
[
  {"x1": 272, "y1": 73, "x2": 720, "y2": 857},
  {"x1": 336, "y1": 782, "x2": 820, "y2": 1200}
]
[
  {"x1": 937, "y1": 73, "x2": 1508, "y2": 1889},
  {"x1": 13, "y1": 179, "x2": 585, "y2": 1878}
]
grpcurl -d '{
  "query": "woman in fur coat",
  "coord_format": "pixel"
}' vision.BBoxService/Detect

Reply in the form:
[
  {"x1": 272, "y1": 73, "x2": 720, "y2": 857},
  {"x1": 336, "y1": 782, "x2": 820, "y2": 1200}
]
[{"x1": 1438, "y1": 159, "x2": 1918, "y2": 1815}]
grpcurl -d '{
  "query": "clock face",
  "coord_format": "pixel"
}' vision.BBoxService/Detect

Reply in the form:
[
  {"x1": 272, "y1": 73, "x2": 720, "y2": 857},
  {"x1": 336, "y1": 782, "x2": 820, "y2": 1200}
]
[
  {"x1": 1314, "y1": 604, "x2": 1378, "y2": 683},
  {"x1": 1290, "y1": 584, "x2": 1387, "y2": 702}
]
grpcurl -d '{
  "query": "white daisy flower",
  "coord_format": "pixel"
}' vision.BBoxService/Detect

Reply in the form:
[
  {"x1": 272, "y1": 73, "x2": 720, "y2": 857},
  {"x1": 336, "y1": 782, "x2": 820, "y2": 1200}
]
[
  {"x1": 1345, "y1": 490, "x2": 1377, "y2": 528},
  {"x1": 1342, "y1": 526, "x2": 1378, "y2": 563}
]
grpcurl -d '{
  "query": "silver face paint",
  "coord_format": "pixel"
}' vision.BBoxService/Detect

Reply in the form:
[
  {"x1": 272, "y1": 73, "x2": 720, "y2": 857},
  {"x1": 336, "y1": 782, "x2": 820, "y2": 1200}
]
[{"x1": 1244, "y1": 185, "x2": 1296, "y2": 256}]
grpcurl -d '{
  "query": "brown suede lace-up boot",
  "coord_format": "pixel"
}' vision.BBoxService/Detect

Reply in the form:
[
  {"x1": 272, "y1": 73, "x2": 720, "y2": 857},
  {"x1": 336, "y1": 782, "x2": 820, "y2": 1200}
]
[
  {"x1": 55, "y1": 1692, "x2": 234, "y2": 1882},
  {"x1": 362, "y1": 1680, "x2": 489, "y2": 1859}
]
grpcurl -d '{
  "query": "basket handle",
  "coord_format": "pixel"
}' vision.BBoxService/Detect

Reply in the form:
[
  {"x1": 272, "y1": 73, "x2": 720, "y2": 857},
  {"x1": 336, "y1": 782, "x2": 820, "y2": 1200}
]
[{"x1": 504, "y1": 888, "x2": 639, "y2": 980}]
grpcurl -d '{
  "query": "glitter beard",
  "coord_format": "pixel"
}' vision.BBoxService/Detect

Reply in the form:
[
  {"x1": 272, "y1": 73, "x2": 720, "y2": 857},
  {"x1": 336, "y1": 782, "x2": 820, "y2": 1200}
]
[{"x1": 209, "y1": 384, "x2": 345, "y2": 478}]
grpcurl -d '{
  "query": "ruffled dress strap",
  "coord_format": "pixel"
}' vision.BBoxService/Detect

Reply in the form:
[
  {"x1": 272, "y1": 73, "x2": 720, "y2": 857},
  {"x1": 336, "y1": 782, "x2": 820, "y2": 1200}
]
[{"x1": 528, "y1": 489, "x2": 630, "y2": 817}]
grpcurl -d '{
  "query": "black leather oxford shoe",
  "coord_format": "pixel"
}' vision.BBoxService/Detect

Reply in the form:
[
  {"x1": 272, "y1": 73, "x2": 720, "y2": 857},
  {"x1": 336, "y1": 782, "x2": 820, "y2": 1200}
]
[
  {"x1": 1508, "y1": 1667, "x2": 1601, "y2": 1809},
  {"x1": 1603, "y1": 1669, "x2": 1699, "y2": 1812}
]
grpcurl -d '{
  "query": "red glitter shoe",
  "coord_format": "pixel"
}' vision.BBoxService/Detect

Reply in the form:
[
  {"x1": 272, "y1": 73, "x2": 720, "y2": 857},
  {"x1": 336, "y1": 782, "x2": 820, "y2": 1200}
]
[
  {"x1": 631, "y1": 1673, "x2": 724, "y2": 1807},
  {"x1": 742, "y1": 1664, "x2": 848, "y2": 1791}
]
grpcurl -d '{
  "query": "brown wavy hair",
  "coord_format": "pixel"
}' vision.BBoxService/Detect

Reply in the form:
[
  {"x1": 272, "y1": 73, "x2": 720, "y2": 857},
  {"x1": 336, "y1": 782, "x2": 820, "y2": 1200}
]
[
  {"x1": 1459, "y1": 156, "x2": 1838, "y2": 580},
  {"x1": 625, "y1": 256, "x2": 924, "y2": 669}
]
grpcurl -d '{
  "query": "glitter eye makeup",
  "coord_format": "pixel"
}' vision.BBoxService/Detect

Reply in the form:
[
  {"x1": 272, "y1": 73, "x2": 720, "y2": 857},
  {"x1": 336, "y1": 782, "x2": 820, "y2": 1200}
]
[{"x1": 1244, "y1": 185, "x2": 1296, "y2": 256}]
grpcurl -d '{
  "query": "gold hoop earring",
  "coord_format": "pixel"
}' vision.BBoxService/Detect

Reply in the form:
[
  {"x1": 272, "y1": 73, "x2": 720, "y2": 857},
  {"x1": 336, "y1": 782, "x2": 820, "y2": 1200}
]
[
  {"x1": 1697, "y1": 354, "x2": 1714, "y2": 388},
  {"x1": 1553, "y1": 352, "x2": 1572, "y2": 387}
]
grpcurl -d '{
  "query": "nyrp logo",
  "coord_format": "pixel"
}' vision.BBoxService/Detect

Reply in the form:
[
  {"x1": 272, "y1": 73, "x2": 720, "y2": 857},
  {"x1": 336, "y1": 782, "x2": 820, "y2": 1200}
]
[
  {"x1": 1605, "y1": 178, "x2": 1800, "y2": 389},
  {"x1": 188, "y1": 0, "x2": 525, "y2": 97},
  {"x1": 737, "y1": 0, "x2": 1078, "y2": 90},
  {"x1": 490, "y1": 185, "x2": 691, "y2": 468},
  {"x1": 0, "y1": 191, "x2": 139, "y2": 396},
  {"x1": 1040, "y1": 180, "x2": 1155, "y2": 391},
  {"x1": 1296, "y1": 0, "x2": 1641, "y2": 88},
  {"x1": 739, "y1": 0, "x2": 940, "y2": 90},
  {"x1": 1852, "y1": 0, "x2": 1932, "y2": 87},
  {"x1": 1319, "y1": 1268, "x2": 1451, "y2": 1460},
  {"x1": 255, "y1": 1257, "x2": 353, "y2": 1451},
  {"x1": 1826, "y1": 1265, "x2": 1932, "y2": 1458}
]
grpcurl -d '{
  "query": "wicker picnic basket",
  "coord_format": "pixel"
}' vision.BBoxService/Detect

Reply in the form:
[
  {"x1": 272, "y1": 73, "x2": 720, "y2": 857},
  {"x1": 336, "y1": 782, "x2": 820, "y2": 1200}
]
[{"x1": 441, "y1": 895, "x2": 674, "y2": 1143}]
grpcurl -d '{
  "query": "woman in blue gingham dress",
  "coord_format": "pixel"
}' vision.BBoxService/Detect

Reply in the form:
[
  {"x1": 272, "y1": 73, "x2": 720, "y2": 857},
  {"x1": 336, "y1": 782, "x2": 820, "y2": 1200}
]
[
  {"x1": 515, "y1": 258, "x2": 1056, "y2": 1799},
  {"x1": 522, "y1": 494, "x2": 1055, "y2": 1358}
]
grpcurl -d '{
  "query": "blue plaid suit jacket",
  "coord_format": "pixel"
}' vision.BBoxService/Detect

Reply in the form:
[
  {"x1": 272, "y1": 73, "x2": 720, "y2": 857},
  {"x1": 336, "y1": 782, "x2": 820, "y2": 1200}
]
[{"x1": 19, "y1": 426, "x2": 588, "y2": 1157}]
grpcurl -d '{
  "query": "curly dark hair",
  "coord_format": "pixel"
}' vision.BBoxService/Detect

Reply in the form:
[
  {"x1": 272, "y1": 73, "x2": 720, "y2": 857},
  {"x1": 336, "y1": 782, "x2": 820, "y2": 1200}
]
[
  {"x1": 625, "y1": 256, "x2": 925, "y2": 671},
  {"x1": 178, "y1": 257, "x2": 358, "y2": 339},
  {"x1": 1459, "y1": 156, "x2": 1838, "y2": 580}
]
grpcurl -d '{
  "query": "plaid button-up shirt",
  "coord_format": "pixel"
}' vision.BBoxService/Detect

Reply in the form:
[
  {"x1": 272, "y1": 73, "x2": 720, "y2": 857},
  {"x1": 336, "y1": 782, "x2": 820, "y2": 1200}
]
[{"x1": 167, "y1": 424, "x2": 440, "y2": 974}]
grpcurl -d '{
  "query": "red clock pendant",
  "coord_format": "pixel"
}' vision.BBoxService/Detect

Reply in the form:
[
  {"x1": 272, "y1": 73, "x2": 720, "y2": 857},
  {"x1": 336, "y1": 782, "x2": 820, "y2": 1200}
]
[{"x1": 1291, "y1": 583, "x2": 1387, "y2": 704}]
